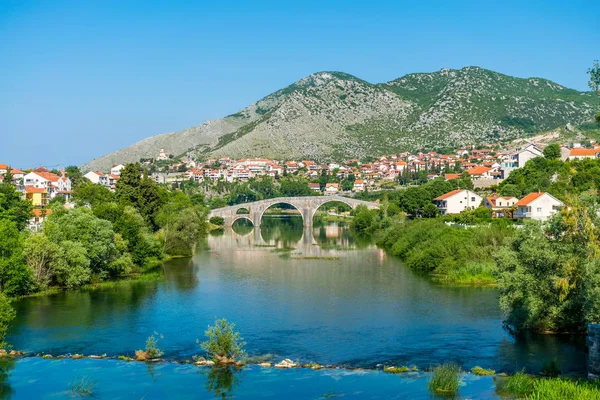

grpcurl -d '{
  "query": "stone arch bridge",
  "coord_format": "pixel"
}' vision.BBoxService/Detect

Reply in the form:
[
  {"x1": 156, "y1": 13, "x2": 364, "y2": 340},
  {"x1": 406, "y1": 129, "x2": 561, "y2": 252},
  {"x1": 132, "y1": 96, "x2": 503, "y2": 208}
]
[{"x1": 209, "y1": 195, "x2": 380, "y2": 227}]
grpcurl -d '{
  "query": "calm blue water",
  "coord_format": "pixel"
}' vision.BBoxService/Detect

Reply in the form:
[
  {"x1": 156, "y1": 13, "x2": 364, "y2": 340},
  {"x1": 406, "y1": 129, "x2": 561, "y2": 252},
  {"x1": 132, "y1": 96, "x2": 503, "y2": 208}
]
[
  {"x1": 3, "y1": 358, "x2": 499, "y2": 399},
  {"x1": 4, "y1": 217, "x2": 587, "y2": 397}
]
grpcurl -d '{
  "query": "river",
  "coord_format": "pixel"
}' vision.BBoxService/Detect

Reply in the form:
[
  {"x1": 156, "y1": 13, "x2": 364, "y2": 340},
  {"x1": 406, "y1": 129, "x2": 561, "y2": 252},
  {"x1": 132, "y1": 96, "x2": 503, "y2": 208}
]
[{"x1": 2, "y1": 216, "x2": 588, "y2": 398}]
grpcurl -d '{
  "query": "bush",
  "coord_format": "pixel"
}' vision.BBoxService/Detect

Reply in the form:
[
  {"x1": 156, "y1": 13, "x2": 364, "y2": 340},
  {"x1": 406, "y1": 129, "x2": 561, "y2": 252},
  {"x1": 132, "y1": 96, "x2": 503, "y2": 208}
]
[
  {"x1": 209, "y1": 216, "x2": 225, "y2": 226},
  {"x1": 136, "y1": 333, "x2": 164, "y2": 360},
  {"x1": 199, "y1": 318, "x2": 246, "y2": 364},
  {"x1": 428, "y1": 364, "x2": 461, "y2": 394}
]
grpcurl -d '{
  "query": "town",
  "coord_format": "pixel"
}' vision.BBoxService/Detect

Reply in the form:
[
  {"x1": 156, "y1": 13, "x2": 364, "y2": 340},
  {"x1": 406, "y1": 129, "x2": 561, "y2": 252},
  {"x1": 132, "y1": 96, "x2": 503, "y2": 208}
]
[{"x1": 2, "y1": 140, "x2": 597, "y2": 230}]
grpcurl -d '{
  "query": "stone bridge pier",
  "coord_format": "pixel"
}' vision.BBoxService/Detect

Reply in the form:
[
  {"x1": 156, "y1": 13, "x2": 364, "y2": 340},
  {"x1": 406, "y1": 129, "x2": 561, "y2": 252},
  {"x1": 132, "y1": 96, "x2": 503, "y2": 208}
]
[{"x1": 209, "y1": 195, "x2": 380, "y2": 228}]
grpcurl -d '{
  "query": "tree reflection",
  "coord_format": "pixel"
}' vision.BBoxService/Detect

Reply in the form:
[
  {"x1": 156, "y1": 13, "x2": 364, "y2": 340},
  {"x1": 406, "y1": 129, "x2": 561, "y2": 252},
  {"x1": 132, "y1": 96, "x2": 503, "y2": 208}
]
[
  {"x1": 260, "y1": 215, "x2": 303, "y2": 246},
  {"x1": 0, "y1": 358, "x2": 15, "y2": 399},
  {"x1": 204, "y1": 366, "x2": 241, "y2": 399},
  {"x1": 231, "y1": 219, "x2": 254, "y2": 236}
]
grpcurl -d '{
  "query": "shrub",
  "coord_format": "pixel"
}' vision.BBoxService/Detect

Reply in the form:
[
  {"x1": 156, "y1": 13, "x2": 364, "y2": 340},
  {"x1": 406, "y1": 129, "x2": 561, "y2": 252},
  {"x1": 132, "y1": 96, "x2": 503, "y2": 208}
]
[
  {"x1": 428, "y1": 364, "x2": 461, "y2": 394},
  {"x1": 471, "y1": 366, "x2": 495, "y2": 376},
  {"x1": 136, "y1": 333, "x2": 164, "y2": 360},
  {"x1": 199, "y1": 318, "x2": 246, "y2": 364}
]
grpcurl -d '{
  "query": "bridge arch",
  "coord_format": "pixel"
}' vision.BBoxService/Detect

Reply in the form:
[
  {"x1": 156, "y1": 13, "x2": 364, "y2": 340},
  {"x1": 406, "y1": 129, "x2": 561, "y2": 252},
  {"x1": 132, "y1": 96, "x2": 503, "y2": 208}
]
[{"x1": 257, "y1": 201, "x2": 303, "y2": 227}]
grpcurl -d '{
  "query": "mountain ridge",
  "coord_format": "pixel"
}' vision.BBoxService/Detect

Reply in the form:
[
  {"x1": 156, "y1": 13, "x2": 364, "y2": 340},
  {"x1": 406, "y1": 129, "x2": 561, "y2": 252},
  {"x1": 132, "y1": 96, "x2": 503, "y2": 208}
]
[{"x1": 82, "y1": 67, "x2": 599, "y2": 172}]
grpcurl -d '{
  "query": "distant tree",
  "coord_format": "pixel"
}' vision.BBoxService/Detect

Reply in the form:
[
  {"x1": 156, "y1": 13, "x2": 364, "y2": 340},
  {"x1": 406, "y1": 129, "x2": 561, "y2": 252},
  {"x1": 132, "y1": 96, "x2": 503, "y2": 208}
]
[
  {"x1": 0, "y1": 179, "x2": 33, "y2": 231},
  {"x1": 500, "y1": 184, "x2": 521, "y2": 198},
  {"x1": 65, "y1": 165, "x2": 84, "y2": 187},
  {"x1": 422, "y1": 203, "x2": 439, "y2": 218},
  {"x1": 543, "y1": 144, "x2": 562, "y2": 160},
  {"x1": 116, "y1": 163, "x2": 142, "y2": 206},
  {"x1": 73, "y1": 181, "x2": 115, "y2": 208},
  {"x1": 279, "y1": 179, "x2": 314, "y2": 197},
  {"x1": 589, "y1": 60, "x2": 600, "y2": 124}
]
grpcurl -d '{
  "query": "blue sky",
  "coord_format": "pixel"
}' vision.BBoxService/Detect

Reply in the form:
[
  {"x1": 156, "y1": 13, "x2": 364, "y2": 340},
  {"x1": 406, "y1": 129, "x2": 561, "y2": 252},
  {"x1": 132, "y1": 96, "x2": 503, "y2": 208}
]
[{"x1": 1, "y1": 0, "x2": 598, "y2": 168}]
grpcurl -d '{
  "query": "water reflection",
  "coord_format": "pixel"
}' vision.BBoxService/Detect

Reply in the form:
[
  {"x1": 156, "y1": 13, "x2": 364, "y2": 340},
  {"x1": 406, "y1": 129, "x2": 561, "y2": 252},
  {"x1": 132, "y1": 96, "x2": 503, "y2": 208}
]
[
  {"x1": 0, "y1": 358, "x2": 15, "y2": 399},
  {"x1": 7, "y1": 216, "x2": 589, "y2": 375},
  {"x1": 204, "y1": 367, "x2": 242, "y2": 399}
]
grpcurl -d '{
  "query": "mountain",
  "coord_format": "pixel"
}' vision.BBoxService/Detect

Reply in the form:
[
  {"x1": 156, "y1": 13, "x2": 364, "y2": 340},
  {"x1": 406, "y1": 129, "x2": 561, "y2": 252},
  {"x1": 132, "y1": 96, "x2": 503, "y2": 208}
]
[{"x1": 82, "y1": 67, "x2": 599, "y2": 172}]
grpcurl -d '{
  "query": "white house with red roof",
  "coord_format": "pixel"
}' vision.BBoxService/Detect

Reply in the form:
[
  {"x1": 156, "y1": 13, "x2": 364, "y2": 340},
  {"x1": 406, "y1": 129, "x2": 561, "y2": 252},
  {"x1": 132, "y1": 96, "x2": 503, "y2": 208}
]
[
  {"x1": 84, "y1": 171, "x2": 109, "y2": 186},
  {"x1": 433, "y1": 189, "x2": 483, "y2": 215},
  {"x1": 110, "y1": 164, "x2": 126, "y2": 176},
  {"x1": 514, "y1": 192, "x2": 563, "y2": 221},
  {"x1": 23, "y1": 170, "x2": 72, "y2": 197}
]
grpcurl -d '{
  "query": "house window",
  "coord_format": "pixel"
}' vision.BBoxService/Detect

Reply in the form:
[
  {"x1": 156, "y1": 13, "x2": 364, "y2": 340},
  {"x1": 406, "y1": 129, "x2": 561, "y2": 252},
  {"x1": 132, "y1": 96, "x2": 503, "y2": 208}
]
[
  {"x1": 537, "y1": 207, "x2": 542, "y2": 212},
  {"x1": 471, "y1": 197, "x2": 475, "y2": 201}
]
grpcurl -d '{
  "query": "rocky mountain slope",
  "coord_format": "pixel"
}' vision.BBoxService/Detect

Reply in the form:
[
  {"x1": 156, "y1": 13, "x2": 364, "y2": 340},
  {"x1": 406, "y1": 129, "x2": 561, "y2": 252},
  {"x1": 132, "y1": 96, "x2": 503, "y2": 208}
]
[{"x1": 83, "y1": 67, "x2": 599, "y2": 172}]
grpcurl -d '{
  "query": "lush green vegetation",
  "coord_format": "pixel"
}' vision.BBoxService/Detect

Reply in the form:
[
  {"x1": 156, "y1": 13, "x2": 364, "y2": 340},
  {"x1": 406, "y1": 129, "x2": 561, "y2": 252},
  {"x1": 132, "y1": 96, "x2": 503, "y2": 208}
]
[
  {"x1": 0, "y1": 163, "x2": 211, "y2": 347},
  {"x1": 497, "y1": 197, "x2": 600, "y2": 333},
  {"x1": 499, "y1": 156, "x2": 600, "y2": 200},
  {"x1": 199, "y1": 318, "x2": 246, "y2": 365},
  {"x1": 378, "y1": 219, "x2": 513, "y2": 284},
  {"x1": 428, "y1": 364, "x2": 461, "y2": 394}
]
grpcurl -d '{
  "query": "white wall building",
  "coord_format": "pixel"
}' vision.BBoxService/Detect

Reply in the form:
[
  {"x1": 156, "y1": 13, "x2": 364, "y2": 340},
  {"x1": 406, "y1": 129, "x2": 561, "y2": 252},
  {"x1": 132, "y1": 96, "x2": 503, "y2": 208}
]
[
  {"x1": 500, "y1": 143, "x2": 542, "y2": 178},
  {"x1": 514, "y1": 192, "x2": 563, "y2": 221},
  {"x1": 433, "y1": 189, "x2": 483, "y2": 215}
]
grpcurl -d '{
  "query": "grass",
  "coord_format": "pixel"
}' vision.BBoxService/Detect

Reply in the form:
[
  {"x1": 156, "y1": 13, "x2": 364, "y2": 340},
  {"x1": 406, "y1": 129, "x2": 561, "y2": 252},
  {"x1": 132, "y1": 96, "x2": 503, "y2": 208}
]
[
  {"x1": 428, "y1": 364, "x2": 461, "y2": 394},
  {"x1": 496, "y1": 370, "x2": 536, "y2": 397},
  {"x1": 444, "y1": 262, "x2": 497, "y2": 285},
  {"x1": 70, "y1": 376, "x2": 97, "y2": 398},
  {"x1": 528, "y1": 378, "x2": 600, "y2": 400},
  {"x1": 471, "y1": 366, "x2": 495, "y2": 376},
  {"x1": 383, "y1": 366, "x2": 417, "y2": 373}
]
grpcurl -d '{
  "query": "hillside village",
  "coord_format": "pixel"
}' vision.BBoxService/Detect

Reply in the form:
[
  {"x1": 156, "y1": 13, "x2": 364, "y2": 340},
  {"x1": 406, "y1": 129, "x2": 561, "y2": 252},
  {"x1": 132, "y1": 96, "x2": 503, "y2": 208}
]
[{"x1": 3, "y1": 140, "x2": 600, "y2": 228}]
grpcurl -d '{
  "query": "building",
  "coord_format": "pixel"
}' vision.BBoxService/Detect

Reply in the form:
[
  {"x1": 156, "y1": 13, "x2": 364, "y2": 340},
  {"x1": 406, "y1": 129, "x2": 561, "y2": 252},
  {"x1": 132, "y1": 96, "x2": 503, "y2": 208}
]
[
  {"x1": 514, "y1": 192, "x2": 563, "y2": 221},
  {"x1": 308, "y1": 183, "x2": 321, "y2": 193},
  {"x1": 484, "y1": 196, "x2": 518, "y2": 217},
  {"x1": 433, "y1": 189, "x2": 483, "y2": 215},
  {"x1": 23, "y1": 171, "x2": 71, "y2": 198},
  {"x1": 325, "y1": 183, "x2": 339, "y2": 195},
  {"x1": 353, "y1": 180, "x2": 365, "y2": 192},
  {"x1": 110, "y1": 164, "x2": 126, "y2": 176},
  {"x1": 25, "y1": 186, "x2": 48, "y2": 207},
  {"x1": 567, "y1": 148, "x2": 600, "y2": 161},
  {"x1": 84, "y1": 171, "x2": 109, "y2": 186},
  {"x1": 500, "y1": 144, "x2": 542, "y2": 178}
]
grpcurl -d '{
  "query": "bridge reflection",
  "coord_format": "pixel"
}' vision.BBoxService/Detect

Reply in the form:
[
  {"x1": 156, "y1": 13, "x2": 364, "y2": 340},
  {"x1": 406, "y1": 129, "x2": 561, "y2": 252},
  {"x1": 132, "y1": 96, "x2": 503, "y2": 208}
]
[{"x1": 225, "y1": 216, "x2": 369, "y2": 258}]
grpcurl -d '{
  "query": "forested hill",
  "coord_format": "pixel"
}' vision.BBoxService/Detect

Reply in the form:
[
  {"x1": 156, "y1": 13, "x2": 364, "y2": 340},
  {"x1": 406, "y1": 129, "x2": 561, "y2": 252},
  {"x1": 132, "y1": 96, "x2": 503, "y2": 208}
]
[{"x1": 83, "y1": 67, "x2": 599, "y2": 172}]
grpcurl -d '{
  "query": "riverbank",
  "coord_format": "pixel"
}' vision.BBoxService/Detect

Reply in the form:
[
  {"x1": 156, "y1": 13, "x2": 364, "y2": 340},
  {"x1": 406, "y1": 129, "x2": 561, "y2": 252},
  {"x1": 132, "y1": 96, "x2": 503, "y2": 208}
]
[
  {"x1": 17, "y1": 260, "x2": 166, "y2": 299},
  {"x1": 376, "y1": 219, "x2": 513, "y2": 286}
]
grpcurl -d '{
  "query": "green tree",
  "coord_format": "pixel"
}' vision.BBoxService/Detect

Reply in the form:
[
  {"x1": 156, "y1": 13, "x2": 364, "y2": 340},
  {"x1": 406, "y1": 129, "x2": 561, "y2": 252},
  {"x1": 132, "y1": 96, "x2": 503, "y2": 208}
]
[
  {"x1": 543, "y1": 144, "x2": 562, "y2": 160},
  {"x1": 589, "y1": 60, "x2": 600, "y2": 124},
  {"x1": 115, "y1": 163, "x2": 142, "y2": 206},
  {"x1": 0, "y1": 180, "x2": 33, "y2": 231},
  {"x1": 52, "y1": 240, "x2": 91, "y2": 288},
  {"x1": 199, "y1": 318, "x2": 246, "y2": 364},
  {"x1": 497, "y1": 199, "x2": 600, "y2": 333},
  {"x1": 65, "y1": 165, "x2": 84, "y2": 187},
  {"x1": 44, "y1": 208, "x2": 123, "y2": 279},
  {"x1": 0, "y1": 220, "x2": 31, "y2": 295},
  {"x1": 279, "y1": 179, "x2": 314, "y2": 197},
  {"x1": 422, "y1": 203, "x2": 439, "y2": 218},
  {"x1": 500, "y1": 184, "x2": 521, "y2": 198},
  {"x1": 73, "y1": 181, "x2": 115, "y2": 208},
  {"x1": 24, "y1": 234, "x2": 59, "y2": 290},
  {"x1": 0, "y1": 293, "x2": 16, "y2": 348}
]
